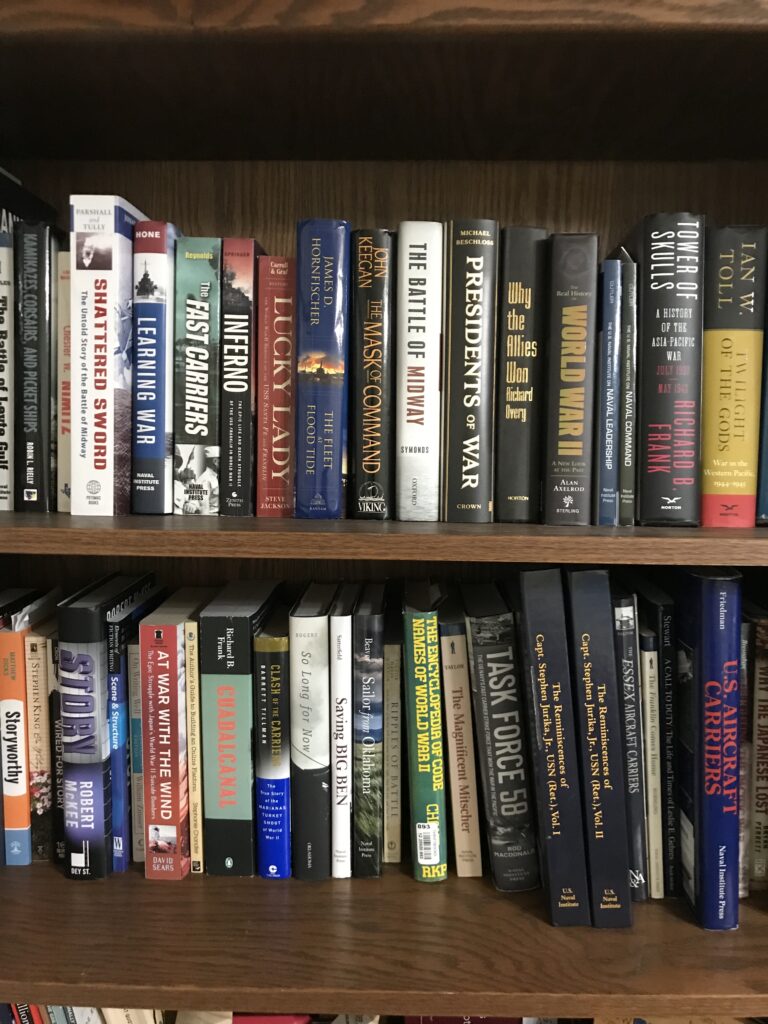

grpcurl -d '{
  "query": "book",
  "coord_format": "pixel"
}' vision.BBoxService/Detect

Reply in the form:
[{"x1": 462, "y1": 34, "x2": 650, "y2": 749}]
[
  {"x1": 254, "y1": 604, "x2": 292, "y2": 879},
  {"x1": 56, "y1": 248, "x2": 71, "y2": 511},
  {"x1": 566, "y1": 570, "x2": 633, "y2": 926},
  {"x1": 329, "y1": 584, "x2": 359, "y2": 878},
  {"x1": 0, "y1": 229, "x2": 13, "y2": 510},
  {"x1": 173, "y1": 236, "x2": 222, "y2": 515},
  {"x1": 0, "y1": 174, "x2": 56, "y2": 233},
  {"x1": 494, "y1": 226, "x2": 548, "y2": 523},
  {"x1": 48, "y1": 632, "x2": 65, "y2": 863},
  {"x1": 13, "y1": 221, "x2": 57, "y2": 512},
  {"x1": 289, "y1": 582, "x2": 337, "y2": 879},
  {"x1": 295, "y1": 219, "x2": 350, "y2": 519},
  {"x1": 131, "y1": 221, "x2": 179, "y2": 514},
  {"x1": 23, "y1": 617, "x2": 57, "y2": 860},
  {"x1": 739, "y1": 617, "x2": 753, "y2": 898},
  {"x1": 634, "y1": 213, "x2": 705, "y2": 525},
  {"x1": 639, "y1": 626, "x2": 664, "y2": 899},
  {"x1": 395, "y1": 221, "x2": 443, "y2": 521},
  {"x1": 594, "y1": 258, "x2": 622, "y2": 526},
  {"x1": 127, "y1": 639, "x2": 144, "y2": 862},
  {"x1": 517, "y1": 568, "x2": 591, "y2": 925},
  {"x1": 185, "y1": 614, "x2": 207, "y2": 875},
  {"x1": 382, "y1": 602, "x2": 402, "y2": 864},
  {"x1": 350, "y1": 228, "x2": 395, "y2": 519},
  {"x1": 70, "y1": 195, "x2": 147, "y2": 515},
  {"x1": 353, "y1": 582, "x2": 386, "y2": 877},
  {"x1": 438, "y1": 590, "x2": 482, "y2": 877},
  {"x1": 615, "y1": 247, "x2": 638, "y2": 526},
  {"x1": 220, "y1": 238, "x2": 259, "y2": 516},
  {"x1": 402, "y1": 581, "x2": 448, "y2": 882},
  {"x1": 749, "y1": 602, "x2": 768, "y2": 889},
  {"x1": 543, "y1": 233, "x2": 599, "y2": 525},
  {"x1": 200, "y1": 581, "x2": 276, "y2": 875},
  {"x1": 701, "y1": 225, "x2": 767, "y2": 525},
  {"x1": 441, "y1": 219, "x2": 498, "y2": 523},
  {"x1": 256, "y1": 255, "x2": 295, "y2": 517},
  {"x1": 677, "y1": 569, "x2": 741, "y2": 929}
]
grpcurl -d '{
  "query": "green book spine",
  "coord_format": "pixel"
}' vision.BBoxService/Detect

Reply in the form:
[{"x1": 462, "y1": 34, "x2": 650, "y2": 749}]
[{"x1": 403, "y1": 608, "x2": 448, "y2": 882}]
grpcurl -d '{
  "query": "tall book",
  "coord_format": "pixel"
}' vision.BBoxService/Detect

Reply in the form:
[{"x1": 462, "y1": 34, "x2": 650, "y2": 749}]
[
  {"x1": 402, "y1": 582, "x2": 448, "y2": 882},
  {"x1": 615, "y1": 247, "x2": 638, "y2": 526},
  {"x1": 56, "y1": 248, "x2": 71, "y2": 511},
  {"x1": 350, "y1": 229, "x2": 395, "y2": 519},
  {"x1": 639, "y1": 626, "x2": 664, "y2": 898},
  {"x1": 494, "y1": 226, "x2": 548, "y2": 523},
  {"x1": 701, "y1": 226, "x2": 767, "y2": 525},
  {"x1": 594, "y1": 259, "x2": 622, "y2": 525},
  {"x1": 200, "y1": 581, "x2": 276, "y2": 875},
  {"x1": 463, "y1": 582, "x2": 538, "y2": 891},
  {"x1": 255, "y1": 604, "x2": 292, "y2": 879},
  {"x1": 295, "y1": 219, "x2": 350, "y2": 519},
  {"x1": 329, "y1": 584, "x2": 359, "y2": 879},
  {"x1": 353, "y1": 582, "x2": 385, "y2": 877},
  {"x1": 438, "y1": 590, "x2": 482, "y2": 877},
  {"x1": 13, "y1": 221, "x2": 57, "y2": 512},
  {"x1": 677, "y1": 569, "x2": 741, "y2": 929},
  {"x1": 24, "y1": 618, "x2": 58, "y2": 860},
  {"x1": 185, "y1": 613, "x2": 209, "y2": 875},
  {"x1": 395, "y1": 222, "x2": 443, "y2": 521},
  {"x1": 69, "y1": 195, "x2": 147, "y2": 515},
  {"x1": 543, "y1": 233, "x2": 599, "y2": 525},
  {"x1": 256, "y1": 255, "x2": 295, "y2": 517},
  {"x1": 748, "y1": 601, "x2": 768, "y2": 888},
  {"x1": 517, "y1": 569, "x2": 591, "y2": 925},
  {"x1": 382, "y1": 602, "x2": 402, "y2": 865},
  {"x1": 289, "y1": 582, "x2": 337, "y2": 879},
  {"x1": 634, "y1": 213, "x2": 705, "y2": 525},
  {"x1": 127, "y1": 639, "x2": 144, "y2": 862},
  {"x1": 131, "y1": 220, "x2": 179, "y2": 514},
  {"x1": 220, "y1": 238, "x2": 260, "y2": 516},
  {"x1": 739, "y1": 617, "x2": 753, "y2": 898},
  {"x1": 0, "y1": 230, "x2": 13, "y2": 510},
  {"x1": 441, "y1": 219, "x2": 498, "y2": 523},
  {"x1": 173, "y1": 237, "x2": 222, "y2": 515}
]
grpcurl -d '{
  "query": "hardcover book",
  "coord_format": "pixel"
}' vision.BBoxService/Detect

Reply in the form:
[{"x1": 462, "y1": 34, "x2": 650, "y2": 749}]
[
  {"x1": 640, "y1": 626, "x2": 664, "y2": 898},
  {"x1": 24, "y1": 619, "x2": 58, "y2": 860},
  {"x1": 739, "y1": 616, "x2": 753, "y2": 898},
  {"x1": 383, "y1": 601, "x2": 402, "y2": 864},
  {"x1": 329, "y1": 584, "x2": 359, "y2": 878},
  {"x1": 0, "y1": 231, "x2": 13, "y2": 510},
  {"x1": 56, "y1": 248, "x2": 71, "y2": 511},
  {"x1": 0, "y1": 174, "x2": 56, "y2": 233},
  {"x1": 127, "y1": 639, "x2": 144, "y2": 862},
  {"x1": 615, "y1": 247, "x2": 638, "y2": 526},
  {"x1": 353, "y1": 583, "x2": 385, "y2": 877},
  {"x1": 594, "y1": 259, "x2": 622, "y2": 526},
  {"x1": 186, "y1": 612, "x2": 210, "y2": 874},
  {"x1": 748, "y1": 601, "x2": 768, "y2": 888}
]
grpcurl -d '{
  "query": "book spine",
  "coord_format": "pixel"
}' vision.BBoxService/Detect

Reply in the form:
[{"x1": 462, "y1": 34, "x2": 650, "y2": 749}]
[
  {"x1": 289, "y1": 612, "x2": 331, "y2": 879},
  {"x1": 441, "y1": 219, "x2": 498, "y2": 523},
  {"x1": 127, "y1": 640, "x2": 144, "y2": 862},
  {"x1": 618, "y1": 258, "x2": 638, "y2": 525},
  {"x1": 14, "y1": 222, "x2": 53, "y2": 511},
  {"x1": 70, "y1": 199, "x2": 140, "y2": 515},
  {"x1": 637, "y1": 213, "x2": 704, "y2": 524},
  {"x1": 654, "y1": 597, "x2": 679, "y2": 897},
  {"x1": 56, "y1": 251, "x2": 71, "y2": 511},
  {"x1": 255, "y1": 636, "x2": 291, "y2": 879},
  {"x1": 201, "y1": 613, "x2": 256, "y2": 875},
  {"x1": 107, "y1": 620, "x2": 130, "y2": 872},
  {"x1": 24, "y1": 634, "x2": 52, "y2": 860},
  {"x1": 256, "y1": 256, "x2": 295, "y2": 516},
  {"x1": 396, "y1": 222, "x2": 443, "y2": 521},
  {"x1": 594, "y1": 259, "x2": 622, "y2": 526},
  {"x1": 131, "y1": 221, "x2": 176, "y2": 514},
  {"x1": 640, "y1": 631, "x2": 664, "y2": 898},
  {"x1": 494, "y1": 226, "x2": 548, "y2": 523},
  {"x1": 49, "y1": 637, "x2": 65, "y2": 863},
  {"x1": 382, "y1": 640, "x2": 402, "y2": 864},
  {"x1": 739, "y1": 621, "x2": 752, "y2": 899},
  {"x1": 330, "y1": 612, "x2": 352, "y2": 878},
  {"x1": 350, "y1": 229, "x2": 395, "y2": 519},
  {"x1": 702, "y1": 226, "x2": 767, "y2": 525},
  {"x1": 751, "y1": 617, "x2": 768, "y2": 887},
  {"x1": 353, "y1": 609, "x2": 384, "y2": 877},
  {"x1": 0, "y1": 232, "x2": 13, "y2": 510},
  {"x1": 543, "y1": 234, "x2": 599, "y2": 525},
  {"x1": 185, "y1": 620, "x2": 204, "y2": 874},
  {"x1": 220, "y1": 238, "x2": 256, "y2": 516},
  {"x1": 59, "y1": 638, "x2": 110, "y2": 877},
  {"x1": 140, "y1": 621, "x2": 190, "y2": 880},
  {"x1": 173, "y1": 237, "x2": 222, "y2": 515},
  {"x1": 295, "y1": 219, "x2": 350, "y2": 518}
]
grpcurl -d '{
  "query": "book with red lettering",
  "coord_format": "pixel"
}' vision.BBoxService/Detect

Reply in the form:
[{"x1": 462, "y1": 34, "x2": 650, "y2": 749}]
[{"x1": 140, "y1": 588, "x2": 213, "y2": 880}]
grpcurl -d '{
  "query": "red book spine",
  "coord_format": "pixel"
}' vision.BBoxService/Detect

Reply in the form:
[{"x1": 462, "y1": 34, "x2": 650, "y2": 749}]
[
  {"x1": 140, "y1": 620, "x2": 190, "y2": 879},
  {"x1": 256, "y1": 256, "x2": 296, "y2": 516}
]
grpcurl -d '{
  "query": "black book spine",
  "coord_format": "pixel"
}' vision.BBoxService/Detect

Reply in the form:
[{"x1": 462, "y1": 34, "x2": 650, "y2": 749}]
[
  {"x1": 543, "y1": 234, "x2": 599, "y2": 525},
  {"x1": 350, "y1": 229, "x2": 395, "y2": 519},
  {"x1": 636, "y1": 213, "x2": 704, "y2": 525},
  {"x1": 13, "y1": 221, "x2": 53, "y2": 511},
  {"x1": 618, "y1": 254, "x2": 638, "y2": 526},
  {"x1": 566, "y1": 571, "x2": 633, "y2": 927},
  {"x1": 494, "y1": 227, "x2": 548, "y2": 523},
  {"x1": 353, "y1": 608, "x2": 385, "y2": 876},
  {"x1": 441, "y1": 219, "x2": 498, "y2": 523},
  {"x1": 612, "y1": 594, "x2": 649, "y2": 901},
  {"x1": 50, "y1": 637, "x2": 66, "y2": 863},
  {"x1": 518, "y1": 569, "x2": 592, "y2": 924}
]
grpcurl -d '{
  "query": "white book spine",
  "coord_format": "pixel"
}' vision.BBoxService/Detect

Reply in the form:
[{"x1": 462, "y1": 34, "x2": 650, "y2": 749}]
[
  {"x1": 751, "y1": 623, "x2": 768, "y2": 887},
  {"x1": 70, "y1": 194, "x2": 146, "y2": 515},
  {"x1": 0, "y1": 233, "x2": 13, "y2": 509},
  {"x1": 127, "y1": 640, "x2": 145, "y2": 862},
  {"x1": 396, "y1": 220, "x2": 443, "y2": 521},
  {"x1": 640, "y1": 638, "x2": 664, "y2": 898},
  {"x1": 330, "y1": 611, "x2": 352, "y2": 877},
  {"x1": 56, "y1": 250, "x2": 71, "y2": 511},
  {"x1": 382, "y1": 640, "x2": 402, "y2": 863}
]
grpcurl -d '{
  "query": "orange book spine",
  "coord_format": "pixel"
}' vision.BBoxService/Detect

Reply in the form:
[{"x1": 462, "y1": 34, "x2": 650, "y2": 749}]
[{"x1": 0, "y1": 630, "x2": 32, "y2": 863}]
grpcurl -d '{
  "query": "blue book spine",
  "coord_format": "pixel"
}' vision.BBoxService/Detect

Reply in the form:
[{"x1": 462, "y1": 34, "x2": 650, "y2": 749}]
[
  {"x1": 255, "y1": 637, "x2": 291, "y2": 878},
  {"x1": 295, "y1": 219, "x2": 351, "y2": 518},
  {"x1": 595, "y1": 258, "x2": 622, "y2": 525},
  {"x1": 107, "y1": 620, "x2": 130, "y2": 872}
]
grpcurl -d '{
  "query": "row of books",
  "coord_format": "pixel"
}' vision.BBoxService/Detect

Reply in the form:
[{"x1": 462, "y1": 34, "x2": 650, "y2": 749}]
[
  {"x1": 0, "y1": 564, "x2": 760, "y2": 929},
  {"x1": 2, "y1": 178, "x2": 768, "y2": 526}
]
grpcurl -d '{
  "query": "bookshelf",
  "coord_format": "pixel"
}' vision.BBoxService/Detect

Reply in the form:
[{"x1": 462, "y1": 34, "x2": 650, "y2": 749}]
[{"x1": 4, "y1": 2, "x2": 768, "y2": 1018}]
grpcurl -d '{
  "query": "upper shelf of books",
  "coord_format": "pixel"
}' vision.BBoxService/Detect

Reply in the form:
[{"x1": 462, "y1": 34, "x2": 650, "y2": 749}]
[{"x1": 4, "y1": 1, "x2": 768, "y2": 161}]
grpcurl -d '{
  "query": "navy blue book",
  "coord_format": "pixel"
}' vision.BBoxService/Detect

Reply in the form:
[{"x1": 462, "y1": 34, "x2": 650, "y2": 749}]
[
  {"x1": 295, "y1": 219, "x2": 351, "y2": 518},
  {"x1": 594, "y1": 258, "x2": 622, "y2": 525},
  {"x1": 677, "y1": 569, "x2": 741, "y2": 929}
]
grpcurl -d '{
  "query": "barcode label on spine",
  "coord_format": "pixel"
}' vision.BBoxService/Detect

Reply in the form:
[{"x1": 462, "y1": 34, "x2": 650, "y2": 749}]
[{"x1": 416, "y1": 821, "x2": 439, "y2": 865}]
